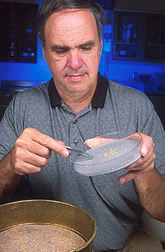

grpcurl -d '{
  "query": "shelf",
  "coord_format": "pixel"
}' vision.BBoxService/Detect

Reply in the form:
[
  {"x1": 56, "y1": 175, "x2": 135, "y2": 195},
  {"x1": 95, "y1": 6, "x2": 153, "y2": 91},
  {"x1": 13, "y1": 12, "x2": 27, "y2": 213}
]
[
  {"x1": 0, "y1": 2, "x2": 38, "y2": 63},
  {"x1": 113, "y1": 10, "x2": 165, "y2": 62},
  {"x1": 146, "y1": 43, "x2": 165, "y2": 47},
  {"x1": 117, "y1": 42, "x2": 136, "y2": 45}
]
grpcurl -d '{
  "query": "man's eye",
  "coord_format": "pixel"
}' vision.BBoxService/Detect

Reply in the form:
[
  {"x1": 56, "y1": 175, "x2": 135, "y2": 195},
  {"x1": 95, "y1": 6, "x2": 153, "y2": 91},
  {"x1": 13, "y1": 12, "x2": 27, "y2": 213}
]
[
  {"x1": 81, "y1": 46, "x2": 92, "y2": 51},
  {"x1": 55, "y1": 49, "x2": 68, "y2": 54},
  {"x1": 52, "y1": 46, "x2": 69, "y2": 54}
]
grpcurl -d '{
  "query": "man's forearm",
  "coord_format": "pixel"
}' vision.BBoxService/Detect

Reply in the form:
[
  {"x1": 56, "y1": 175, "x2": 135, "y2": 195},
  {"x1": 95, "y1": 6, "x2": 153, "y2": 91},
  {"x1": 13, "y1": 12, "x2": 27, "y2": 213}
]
[
  {"x1": 135, "y1": 168, "x2": 165, "y2": 222},
  {"x1": 0, "y1": 152, "x2": 21, "y2": 204}
]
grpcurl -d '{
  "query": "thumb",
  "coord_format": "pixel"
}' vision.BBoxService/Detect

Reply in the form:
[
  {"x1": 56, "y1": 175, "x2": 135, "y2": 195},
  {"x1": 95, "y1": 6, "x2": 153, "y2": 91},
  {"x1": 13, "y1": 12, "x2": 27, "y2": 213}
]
[
  {"x1": 84, "y1": 137, "x2": 117, "y2": 149},
  {"x1": 140, "y1": 143, "x2": 149, "y2": 157}
]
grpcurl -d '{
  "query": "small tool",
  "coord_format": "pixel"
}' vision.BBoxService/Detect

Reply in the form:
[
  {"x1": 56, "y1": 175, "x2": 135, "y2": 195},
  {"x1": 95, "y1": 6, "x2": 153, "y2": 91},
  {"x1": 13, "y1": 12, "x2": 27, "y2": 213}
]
[{"x1": 66, "y1": 146, "x2": 93, "y2": 159}]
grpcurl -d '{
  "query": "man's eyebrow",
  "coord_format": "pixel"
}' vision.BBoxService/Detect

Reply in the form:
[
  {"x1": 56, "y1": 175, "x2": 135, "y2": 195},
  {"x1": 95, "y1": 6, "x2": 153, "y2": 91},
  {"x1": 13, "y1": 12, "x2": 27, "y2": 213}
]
[
  {"x1": 79, "y1": 40, "x2": 95, "y2": 47},
  {"x1": 51, "y1": 41, "x2": 95, "y2": 52},
  {"x1": 51, "y1": 45, "x2": 70, "y2": 51}
]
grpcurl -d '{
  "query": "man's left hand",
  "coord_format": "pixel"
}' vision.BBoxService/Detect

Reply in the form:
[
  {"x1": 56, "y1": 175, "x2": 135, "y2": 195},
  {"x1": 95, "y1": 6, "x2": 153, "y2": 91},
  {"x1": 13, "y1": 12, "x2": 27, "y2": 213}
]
[{"x1": 84, "y1": 133, "x2": 156, "y2": 184}]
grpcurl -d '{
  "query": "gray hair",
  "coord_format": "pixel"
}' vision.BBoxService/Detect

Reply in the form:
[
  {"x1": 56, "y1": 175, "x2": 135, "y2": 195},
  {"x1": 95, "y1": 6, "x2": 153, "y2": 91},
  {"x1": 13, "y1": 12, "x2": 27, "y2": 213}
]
[{"x1": 37, "y1": 0, "x2": 104, "y2": 48}]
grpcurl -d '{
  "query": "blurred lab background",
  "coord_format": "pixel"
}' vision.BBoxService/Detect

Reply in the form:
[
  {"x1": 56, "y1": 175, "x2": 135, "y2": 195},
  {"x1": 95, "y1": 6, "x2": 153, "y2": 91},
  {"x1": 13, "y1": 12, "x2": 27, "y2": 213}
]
[{"x1": 0, "y1": 0, "x2": 165, "y2": 127}]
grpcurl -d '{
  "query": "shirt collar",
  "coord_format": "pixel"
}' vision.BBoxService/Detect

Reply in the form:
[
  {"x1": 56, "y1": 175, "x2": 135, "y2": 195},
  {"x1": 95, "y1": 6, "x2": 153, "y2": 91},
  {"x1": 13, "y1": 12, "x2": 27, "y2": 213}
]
[{"x1": 48, "y1": 72, "x2": 109, "y2": 108}]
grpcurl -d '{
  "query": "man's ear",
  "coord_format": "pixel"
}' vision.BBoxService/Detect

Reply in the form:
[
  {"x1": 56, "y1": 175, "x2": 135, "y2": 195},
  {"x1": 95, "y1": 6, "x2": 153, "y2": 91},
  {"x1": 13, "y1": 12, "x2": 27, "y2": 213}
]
[{"x1": 42, "y1": 47, "x2": 47, "y2": 61}]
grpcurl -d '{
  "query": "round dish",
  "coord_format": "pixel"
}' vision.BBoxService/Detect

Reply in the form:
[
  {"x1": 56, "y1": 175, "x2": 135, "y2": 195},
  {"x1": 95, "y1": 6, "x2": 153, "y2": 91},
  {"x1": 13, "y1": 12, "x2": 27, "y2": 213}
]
[{"x1": 71, "y1": 133, "x2": 142, "y2": 176}]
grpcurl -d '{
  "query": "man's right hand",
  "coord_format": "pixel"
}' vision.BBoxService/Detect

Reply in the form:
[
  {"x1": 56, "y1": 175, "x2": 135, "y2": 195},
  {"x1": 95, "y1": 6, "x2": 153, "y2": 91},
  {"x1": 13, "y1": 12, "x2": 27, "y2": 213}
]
[{"x1": 10, "y1": 128, "x2": 69, "y2": 175}]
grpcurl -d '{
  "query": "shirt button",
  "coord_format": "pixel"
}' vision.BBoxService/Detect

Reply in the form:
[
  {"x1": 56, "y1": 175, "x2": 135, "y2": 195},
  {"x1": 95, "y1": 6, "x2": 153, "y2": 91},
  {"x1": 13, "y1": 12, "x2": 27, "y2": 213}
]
[
  {"x1": 73, "y1": 119, "x2": 77, "y2": 124},
  {"x1": 73, "y1": 139, "x2": 79, "y2": 145}
]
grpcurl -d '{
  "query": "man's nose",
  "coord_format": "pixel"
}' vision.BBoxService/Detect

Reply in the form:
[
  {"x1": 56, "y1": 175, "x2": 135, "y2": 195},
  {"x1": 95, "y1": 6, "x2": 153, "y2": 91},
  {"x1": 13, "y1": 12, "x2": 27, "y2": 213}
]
[{"x1": 67, "y1": 49, "x2": 83, "y2": 70}]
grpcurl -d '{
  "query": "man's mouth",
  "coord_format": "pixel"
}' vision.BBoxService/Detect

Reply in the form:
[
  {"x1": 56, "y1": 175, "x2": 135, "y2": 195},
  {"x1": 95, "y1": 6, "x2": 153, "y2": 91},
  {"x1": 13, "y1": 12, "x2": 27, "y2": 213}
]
[{"x1": 66, "y1": 73, "x2": 86, "y2": 81}]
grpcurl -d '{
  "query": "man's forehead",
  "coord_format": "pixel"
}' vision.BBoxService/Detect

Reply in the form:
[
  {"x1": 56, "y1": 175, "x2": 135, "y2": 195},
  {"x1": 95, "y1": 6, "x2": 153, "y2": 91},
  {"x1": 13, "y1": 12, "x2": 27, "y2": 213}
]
[
  {"x1": 46, "y1": 8, "x2": 94, "y2": 24},
  {"x1": 44, "y1": 8, "x2": 98, "y2": 47}
]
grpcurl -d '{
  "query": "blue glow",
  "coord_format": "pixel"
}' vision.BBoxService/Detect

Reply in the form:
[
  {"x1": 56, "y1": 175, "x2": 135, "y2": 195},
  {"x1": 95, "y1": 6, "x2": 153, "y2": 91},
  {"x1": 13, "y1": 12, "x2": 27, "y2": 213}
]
[{"x1": 0, "y1": 1, "x2": 165, "y2": 95}]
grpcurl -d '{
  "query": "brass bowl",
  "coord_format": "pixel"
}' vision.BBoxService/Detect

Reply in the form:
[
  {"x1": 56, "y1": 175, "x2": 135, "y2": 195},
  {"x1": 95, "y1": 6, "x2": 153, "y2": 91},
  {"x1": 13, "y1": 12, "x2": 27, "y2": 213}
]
[{"x1": 0, "y1": 200, "x2": 97, "y2": 251}]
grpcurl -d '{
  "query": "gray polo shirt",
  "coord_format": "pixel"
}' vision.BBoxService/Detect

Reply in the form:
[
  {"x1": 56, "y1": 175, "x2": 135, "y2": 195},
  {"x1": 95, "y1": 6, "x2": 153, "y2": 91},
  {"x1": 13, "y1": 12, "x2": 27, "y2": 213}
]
[{"x1": 0, "y1": 73, "x2": 165, "y2": 250}]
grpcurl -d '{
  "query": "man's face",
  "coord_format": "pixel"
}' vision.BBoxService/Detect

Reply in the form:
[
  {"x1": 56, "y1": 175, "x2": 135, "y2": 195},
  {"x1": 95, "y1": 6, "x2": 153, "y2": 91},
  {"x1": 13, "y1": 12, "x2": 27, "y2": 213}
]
[{"x1": 43, "y1": 9, "x2": 102, "y2": 99}]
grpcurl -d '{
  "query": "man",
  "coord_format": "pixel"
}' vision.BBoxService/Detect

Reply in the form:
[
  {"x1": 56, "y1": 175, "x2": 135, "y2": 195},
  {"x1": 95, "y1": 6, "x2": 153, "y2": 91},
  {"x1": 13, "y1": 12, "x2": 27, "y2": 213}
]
[{"x1": 0, "y1": 0, "x2": 165, "y2": 251}]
